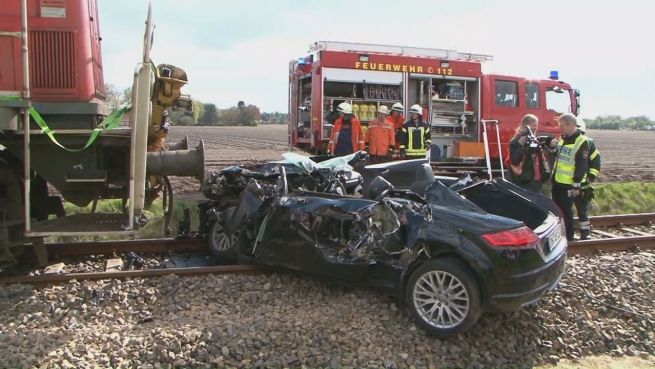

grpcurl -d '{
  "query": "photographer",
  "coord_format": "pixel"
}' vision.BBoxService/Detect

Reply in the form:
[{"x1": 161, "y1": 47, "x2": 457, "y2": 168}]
[{"x1": 507, "y1": 114, "x2": 550, "y2": 192}]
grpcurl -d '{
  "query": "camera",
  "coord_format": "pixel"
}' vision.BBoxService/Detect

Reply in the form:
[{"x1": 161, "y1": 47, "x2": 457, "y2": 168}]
[{"x1": 525, "y1": 127, "x2": 541, "y2": 149}]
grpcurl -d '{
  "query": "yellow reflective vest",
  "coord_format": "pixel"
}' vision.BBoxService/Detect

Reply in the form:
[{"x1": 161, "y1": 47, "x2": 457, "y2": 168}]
[
  {"x1": 554, "y1": 134, "x2": 588, "y2": 185},
  {"x1": 400, "y1": 121, "x2": 431, "y2": 157}
]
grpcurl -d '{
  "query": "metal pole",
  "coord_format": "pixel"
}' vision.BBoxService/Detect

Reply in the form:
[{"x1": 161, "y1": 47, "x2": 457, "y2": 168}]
[
  {"x1": 21, "y1": 0, "x2": 31, "y2": 232},
  {"x1": 481, "y1": 120, "x2": 492, "y2": 179},
  {"x1": 494, "y1": 121, "x2": 505, "y2": 180}
]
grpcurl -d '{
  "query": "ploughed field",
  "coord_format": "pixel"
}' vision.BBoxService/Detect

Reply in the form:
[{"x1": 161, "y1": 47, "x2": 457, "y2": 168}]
[
  {"x1": 587, "y1": 129, "x2": 655, "y2": 183},
  {"x1": 167, "y1": 126, "x2": 655, "y2": 189},
  {"x1": 167, "y1": 125, "x2": 291, "y2": 194}
]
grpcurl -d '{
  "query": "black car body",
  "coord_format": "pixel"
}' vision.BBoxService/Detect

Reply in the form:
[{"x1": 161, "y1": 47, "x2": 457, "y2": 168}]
[{"x1": 198, "y1": 157, "x2": 567, "y2": 337}]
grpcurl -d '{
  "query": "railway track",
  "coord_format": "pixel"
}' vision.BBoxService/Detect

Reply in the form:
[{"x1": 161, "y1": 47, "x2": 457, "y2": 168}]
[
  {"x1": 1, "y1": 213, "x2": 653, "y2": 286},
  {"x1": 570, "y1": 212, "x2": 655, "y2": 255}
]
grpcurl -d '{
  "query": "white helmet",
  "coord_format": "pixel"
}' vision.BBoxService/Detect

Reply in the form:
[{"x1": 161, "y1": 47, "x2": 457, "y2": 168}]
[
  {"x1": 391, "y1": 102, "x2": 404, "y2": 112},
  {"x1": 377, "y1": 105, "x2": 389, "y2": 115},
  {"x1": 409, "y1": 104, "x2": 423, "y2": 115},
  {"x1": 576, "y1": 117, "x2": 586, "y2": 133},
  {"x1": 337, "y1": 102, "x2": 353, "y2": 115}
]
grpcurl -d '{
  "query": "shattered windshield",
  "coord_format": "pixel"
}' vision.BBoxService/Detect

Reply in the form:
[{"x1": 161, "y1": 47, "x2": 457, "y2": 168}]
[
  {"x1": 280, "y1": 151, "x2": 361, "y2": 173},
  {"x1": 280, "y1": 152, "x2": 318, "y2": 173},
  {"x1": 315, "y1": 152, "x2": 360, "y2": 171}
]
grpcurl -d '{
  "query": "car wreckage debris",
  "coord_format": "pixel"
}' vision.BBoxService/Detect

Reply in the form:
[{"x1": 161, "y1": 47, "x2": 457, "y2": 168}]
[{"x1": 198, "y1": 154, "x2": 570, "y2": 337}]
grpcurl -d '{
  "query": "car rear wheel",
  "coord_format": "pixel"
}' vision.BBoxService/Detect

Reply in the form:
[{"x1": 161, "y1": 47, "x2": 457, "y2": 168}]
[
  {"x1": 208, "y1": 207, "x2": 239, "y2": 260},
  {"x1": 406, "y1": 258, "x2": 481, "y2": 338}
]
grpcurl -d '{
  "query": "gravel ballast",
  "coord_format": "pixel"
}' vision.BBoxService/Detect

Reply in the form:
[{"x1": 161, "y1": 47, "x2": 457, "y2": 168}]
[{"x1": 1, "y1": 251, "x2": 653, "y2": 369}]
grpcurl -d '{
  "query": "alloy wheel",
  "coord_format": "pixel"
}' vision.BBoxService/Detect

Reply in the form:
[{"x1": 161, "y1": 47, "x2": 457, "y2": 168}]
[{"x1": 412, "y1": 270, "x2": 470, "y2": 329}]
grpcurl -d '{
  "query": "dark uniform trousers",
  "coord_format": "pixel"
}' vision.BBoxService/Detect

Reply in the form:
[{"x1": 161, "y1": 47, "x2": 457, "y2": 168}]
[
  {"x1": 552, "y1": 184, "x2": 575, "y2": 241},
  {"x1": 574, "y1": 194, "x2": 590, "y2": 237}
]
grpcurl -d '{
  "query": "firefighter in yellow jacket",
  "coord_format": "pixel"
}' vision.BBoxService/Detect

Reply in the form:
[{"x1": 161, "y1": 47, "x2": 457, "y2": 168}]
[{"x1": 399, "y1": 104, "x2": 431, "y2": 159}]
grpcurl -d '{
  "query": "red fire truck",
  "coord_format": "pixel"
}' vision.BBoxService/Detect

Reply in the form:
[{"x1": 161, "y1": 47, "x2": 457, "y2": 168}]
[{"x1": 289, "y1": 41, "x2": 580, "y2": 161}]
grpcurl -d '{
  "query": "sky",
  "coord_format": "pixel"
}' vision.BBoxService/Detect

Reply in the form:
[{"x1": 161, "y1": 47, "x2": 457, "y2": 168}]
[{"x1": 99, "y1": 0, "x2": 655, "y2": 119}]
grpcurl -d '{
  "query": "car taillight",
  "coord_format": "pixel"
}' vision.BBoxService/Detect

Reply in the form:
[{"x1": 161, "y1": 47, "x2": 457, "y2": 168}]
[{"x1": 482, "y1": 226, "x2": 540, "y2": 249}]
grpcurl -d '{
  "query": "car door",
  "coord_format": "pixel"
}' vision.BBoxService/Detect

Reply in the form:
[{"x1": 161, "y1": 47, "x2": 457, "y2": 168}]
[{"x1": 254, "y1": 194, "x2": 382, "y2": 281}]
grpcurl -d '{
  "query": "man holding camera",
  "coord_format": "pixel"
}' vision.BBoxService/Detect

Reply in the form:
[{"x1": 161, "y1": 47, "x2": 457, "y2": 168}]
[
  {"x1": 508, "y1": 114, "x2": 551, "y2": 192},
  {"x1": 550, "y1": 113, "x2": 590, "y2": 241}
]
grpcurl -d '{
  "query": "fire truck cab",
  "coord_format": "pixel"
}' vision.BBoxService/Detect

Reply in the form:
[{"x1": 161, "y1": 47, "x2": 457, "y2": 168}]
[{"x1": 289, "y1": 41, "x2": 579, "y2": 161}]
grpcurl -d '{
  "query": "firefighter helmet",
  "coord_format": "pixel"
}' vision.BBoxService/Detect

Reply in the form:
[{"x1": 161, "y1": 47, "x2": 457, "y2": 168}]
[
  {"x1": 337, "y1": 102, "x2": 353, "y2": 115},
  {"x1": 377, "y1": 105, "x2": 389, "y2": 115},
  {"x1": 391, "y1": 102, "x2": 404, "y2": 112},
  {"x1": 409, "y1": 104, "x2": 423, "y2": 115},
  {"x1": 576, "y1": 117, "x2": 586, "y2": 133}
]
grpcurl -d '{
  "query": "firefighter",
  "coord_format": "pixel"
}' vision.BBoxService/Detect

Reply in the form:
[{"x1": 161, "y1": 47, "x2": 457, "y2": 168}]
[
  {"x1": 366, "y1": 106, "x2": 395, "y2": 163},
  {"x1": 507, "y1": 114, "x2": 550, "y2": 192},
  {"x1": 327, "y1": 102, "x2": 365, "y2": 156},
  {"x1": 399, "y1": 104, "x2": 431, "y2": 159},
  {"x1": 389, "y1": 102, "x2": 405, "y2": 158},
  {"x1": 574, "y1": 118, "x2": 601, "y2": 240},
  {"x1": 550, "y1": 113, "x2": 590, "y2": 241},
  {"x1": 389, "y1": 102, "x2": 405, "y2": 130}
]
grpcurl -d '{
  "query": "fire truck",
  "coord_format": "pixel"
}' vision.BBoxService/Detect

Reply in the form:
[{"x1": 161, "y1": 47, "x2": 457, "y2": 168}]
[
  {"x1": 0, "y1": 0, "x2": 203, "y2": 265},
  {"x1": 289, "y1": 41, "x2": 580, "y2": 161}
]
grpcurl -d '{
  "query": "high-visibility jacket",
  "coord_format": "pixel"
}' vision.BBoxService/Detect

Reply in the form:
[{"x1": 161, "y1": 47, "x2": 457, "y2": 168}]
[
  {"x1": 586, "y1": 137, "x2": 601, "y2": 180},
  {"x1": 399, "y1": 119, "x2": 431, "y2": 157},
  {"x1": 388, "y1": 114, "x2": 405, "y2": 130},
  {"x1": 328, "y1": 117, "x2": 365, "y2": 154},
  {"x1": 366, "y1": 118, "x2": 396, "y2": 156},
  {"x1": 553, "y1": 132, "x2": 589, "y2": 185}
]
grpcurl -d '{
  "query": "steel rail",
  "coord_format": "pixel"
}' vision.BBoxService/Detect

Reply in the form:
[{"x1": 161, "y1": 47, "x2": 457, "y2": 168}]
[
  {"x1": 568, "y1": 235, "x2": 655, "y2": 255},
  {"x1": 583, "y1": 213, "x2": 655, "y2": 228},
  {"x1": 46, "y1": 238, "x2": 206, "y2": 258},
  {"x1": 4, "y1": 236, "x2": 654, "y2": 285},
  {"x1": 3, "y1": 214, "x2": 653, "y2": 286},
  {"x1": 0, "y1": 264, "x2": 260, "y2": 285}
]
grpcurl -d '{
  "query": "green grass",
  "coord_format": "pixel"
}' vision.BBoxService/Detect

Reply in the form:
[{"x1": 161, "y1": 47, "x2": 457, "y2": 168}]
[
  {"x1": 49, "y1": 198, "x2": 200, "y2": 242},
  {"x1": 590, "y1": 182, "x2": 655, "y2": 215}
]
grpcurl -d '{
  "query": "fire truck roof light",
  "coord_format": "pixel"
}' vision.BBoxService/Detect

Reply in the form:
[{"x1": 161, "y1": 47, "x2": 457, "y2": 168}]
[{"x1": 549, "y1": 70, "x2": 559, "y2": 80}]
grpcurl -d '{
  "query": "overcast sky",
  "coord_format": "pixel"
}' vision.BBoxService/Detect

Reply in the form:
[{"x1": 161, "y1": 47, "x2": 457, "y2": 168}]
[{"x1": 99, "y1": 0, "x2": 655, "y2": 119}]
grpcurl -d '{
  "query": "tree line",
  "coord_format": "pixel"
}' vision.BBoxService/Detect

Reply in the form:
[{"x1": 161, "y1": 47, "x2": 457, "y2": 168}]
[
  {"x1": 584, "y1": 115, "x2": 655, "y2": 130},
  {"x1": 104, "y1": 83, "x2": 289, "y2": 126}
]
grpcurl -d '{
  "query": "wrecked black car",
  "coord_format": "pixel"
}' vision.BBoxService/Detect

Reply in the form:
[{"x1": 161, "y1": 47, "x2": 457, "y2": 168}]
[{"x1": 198, "y1": 157, "x2": 567, "y2": 338}]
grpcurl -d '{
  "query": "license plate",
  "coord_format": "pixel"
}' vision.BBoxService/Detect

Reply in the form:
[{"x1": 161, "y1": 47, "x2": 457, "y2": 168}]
[{"x1": 548, "y1": 227, "x2": 563, "y2": 251}]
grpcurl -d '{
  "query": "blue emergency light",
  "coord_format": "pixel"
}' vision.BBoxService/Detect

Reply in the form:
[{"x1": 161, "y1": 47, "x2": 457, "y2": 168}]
[
  {"x1": 549, "y1": 70, "x2": 559, "y2": 80},
  {"x1": 297, "y1": 57, "x2": 308, "y2": 65}
]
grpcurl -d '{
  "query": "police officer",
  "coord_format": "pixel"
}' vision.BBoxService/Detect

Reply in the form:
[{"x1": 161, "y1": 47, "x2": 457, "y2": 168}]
[
  {"x1": 399, "y1": 104, "x2": 431, "y2": 160},
  {"x1": 575, "y1": 118, "x2": 601, "y2": 240},
  {"x1": 550, "y1": 113, "x2": 590, "y2": 241}
]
